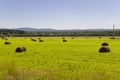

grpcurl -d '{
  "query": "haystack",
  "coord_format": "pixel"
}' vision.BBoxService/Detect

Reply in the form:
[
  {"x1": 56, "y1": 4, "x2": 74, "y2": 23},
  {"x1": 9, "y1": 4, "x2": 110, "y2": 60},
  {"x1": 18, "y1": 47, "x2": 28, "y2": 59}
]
[
  {"x1": 98, "y1": 37, "x2": 101, "y2": 39},
  {"x1": 101, "y1": 42, "x2": 109, "y2": 46},
  {"x1": 5, "y1": 42, "x2": 11, "y2": 44},
  {"x1": 38, "y1": 38, "x2": 41, "y2": 40},
  {"x1": 71, "y1": 37, "x2": 74, "y2": 39},
  {"x1": 99, "y1": 46, "x2": 110, "y2": 53},
  {"x1": 39, "y1": 39, "x2": 44, "y2": 42},
  {"x1": 31, "y1": 39, "x2": 37, "y2": 41},
  {"x1": 15, "y1": 47, "x2": 26, "y2": 52},
  {"x1": 63, "y1": 39, "x2": 67, "y2": 42},
  {"x1": 62, "y1": 38, "x2": 65, "y2": 39}
]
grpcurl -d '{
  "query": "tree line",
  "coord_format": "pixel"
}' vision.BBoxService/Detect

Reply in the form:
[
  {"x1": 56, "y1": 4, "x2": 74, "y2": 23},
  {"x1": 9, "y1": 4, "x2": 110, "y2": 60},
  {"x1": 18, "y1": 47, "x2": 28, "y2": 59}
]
[{"x1": 0, "y1": 29, "x2": 120, "y2": 37}]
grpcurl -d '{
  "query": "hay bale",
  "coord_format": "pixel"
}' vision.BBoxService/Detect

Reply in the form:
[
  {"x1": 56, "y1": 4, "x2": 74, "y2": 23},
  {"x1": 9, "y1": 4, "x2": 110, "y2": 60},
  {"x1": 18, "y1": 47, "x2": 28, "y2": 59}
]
[
  {"x1": 71, "y1": 37, "x2": 74, "y2": 39},
  {"x1": 62, "y1": 38, "x2": 65, "y2": 39},
  {"x1": 38, "y1": 38, "x2": 44, "y2": 42},
  {"x1": 5, "y1": 38, "x2": 8, "y2": 40},
  {"x1": 109, "y1": 37, "x2": 115, "y2": 39},
  {"x1": 63, "y1": 39, "x2": 67, "y2": 42},
  {"x1": 2, "y1": 37, "x2": 7, "y2": 40},
  {"x1": 99, "y1": 46, "x2": 110, "y2": 53},
  {"x1": 39, "y1": 39, "x2": 44, "y2": 42},
  {"x1": 86, "y1": 37, "x2": 89, "y2": 38},
  {"x1": 38, "y1": 38, "x2": 41, "y2": 40},
  {"x1": 2, "y1": 37, "x2": 4, "y2": 40},
  {"x1": 15, "y1": 47, "x2": 26, "y2": 52},
  {"x1": 4, "y1": 42, "x2": 11, "y2": 44},
  {"x1": 31, "y1": 39, "x2": 37, "y2": 41},
  {"x1": 101, "y1": 42, "x2": 109, "y2": 46},
  {"x1": 98, "y1": 37, "x2": 101, "y2": 39}
]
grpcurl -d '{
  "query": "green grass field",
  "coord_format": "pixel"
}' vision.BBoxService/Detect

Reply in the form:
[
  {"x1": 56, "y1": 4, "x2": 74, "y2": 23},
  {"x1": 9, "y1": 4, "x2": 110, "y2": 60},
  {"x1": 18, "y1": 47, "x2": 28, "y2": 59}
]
[{"x1": 0, "y1": 37, "x2": 120, "y2": 80}]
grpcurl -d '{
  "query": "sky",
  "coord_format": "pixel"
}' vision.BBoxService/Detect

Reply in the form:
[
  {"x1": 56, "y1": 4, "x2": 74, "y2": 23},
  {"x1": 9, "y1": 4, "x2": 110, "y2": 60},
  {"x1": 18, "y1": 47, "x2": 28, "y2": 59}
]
[{"x1": 0, "y1": 0, "x2": 120, "y2": 29}]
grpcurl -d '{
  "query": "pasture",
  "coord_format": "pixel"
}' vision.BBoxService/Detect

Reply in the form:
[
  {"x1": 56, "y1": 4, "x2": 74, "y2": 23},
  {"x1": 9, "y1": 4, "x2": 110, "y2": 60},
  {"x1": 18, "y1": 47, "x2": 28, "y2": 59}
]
[{"x1": 0, "y1": 37, "x2": 120, "y2": 80}]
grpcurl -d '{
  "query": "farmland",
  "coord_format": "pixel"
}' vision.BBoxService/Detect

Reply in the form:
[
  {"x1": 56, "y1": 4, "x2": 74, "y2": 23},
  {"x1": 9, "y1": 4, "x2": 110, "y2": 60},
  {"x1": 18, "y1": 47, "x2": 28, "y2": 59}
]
[{"x1": 0, "y1": 37, "x2": 120, "y2": 80}]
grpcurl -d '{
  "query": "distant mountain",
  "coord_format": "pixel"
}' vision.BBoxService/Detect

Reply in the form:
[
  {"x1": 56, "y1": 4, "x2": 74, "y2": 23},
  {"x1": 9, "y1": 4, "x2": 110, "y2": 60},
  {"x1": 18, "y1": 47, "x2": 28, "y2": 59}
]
[
  {"x1": 14, "y1": 27, "x2": 119, "y2": 32},
  {"x1": 15, "y1": 27, "x2": 55, "y2": 31}
]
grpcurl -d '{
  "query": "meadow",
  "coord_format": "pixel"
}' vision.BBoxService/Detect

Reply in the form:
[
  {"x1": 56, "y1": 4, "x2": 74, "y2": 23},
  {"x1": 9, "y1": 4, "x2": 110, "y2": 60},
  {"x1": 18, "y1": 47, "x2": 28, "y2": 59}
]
[{"x1": 0, "y1": 37, "x2": 120, "y2": 80}]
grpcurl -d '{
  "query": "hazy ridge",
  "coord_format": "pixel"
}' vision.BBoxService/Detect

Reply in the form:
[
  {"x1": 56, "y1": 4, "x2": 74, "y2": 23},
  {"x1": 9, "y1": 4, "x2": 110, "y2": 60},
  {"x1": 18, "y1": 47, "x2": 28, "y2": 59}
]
[{"x1": 14, "y1": 27, "x2": 117, "y2": 31}]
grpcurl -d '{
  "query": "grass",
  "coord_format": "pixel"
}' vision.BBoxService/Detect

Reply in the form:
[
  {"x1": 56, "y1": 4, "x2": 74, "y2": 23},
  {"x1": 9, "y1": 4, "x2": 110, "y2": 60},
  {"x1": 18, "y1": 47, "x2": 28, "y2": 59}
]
[{"x1": 0, "y1": 37, "x2": 120, "y2": 80}]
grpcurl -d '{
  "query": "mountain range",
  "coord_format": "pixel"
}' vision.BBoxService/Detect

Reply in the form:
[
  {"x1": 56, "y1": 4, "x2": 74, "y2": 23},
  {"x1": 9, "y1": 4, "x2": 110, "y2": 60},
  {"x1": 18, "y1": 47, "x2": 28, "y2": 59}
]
[
  {"x1": 14, "y1": 27, "x2": 116, "y2": 31},
  {"x1": 14, "y1": 27, "x2": 55, "y2": 31}
]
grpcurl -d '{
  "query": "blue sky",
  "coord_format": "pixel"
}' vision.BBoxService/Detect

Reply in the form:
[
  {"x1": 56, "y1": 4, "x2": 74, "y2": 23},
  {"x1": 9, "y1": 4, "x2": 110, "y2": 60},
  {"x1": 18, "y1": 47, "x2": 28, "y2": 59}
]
[{"x1": 0, "y1": 0, "x2": 120, "y2": 29}]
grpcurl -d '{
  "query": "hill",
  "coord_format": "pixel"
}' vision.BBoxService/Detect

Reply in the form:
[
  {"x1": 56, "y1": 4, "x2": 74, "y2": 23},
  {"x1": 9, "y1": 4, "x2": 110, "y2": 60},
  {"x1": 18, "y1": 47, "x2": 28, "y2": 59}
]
[{"x1": 15, "y1": 27, "x2": 55, "y2": 31}]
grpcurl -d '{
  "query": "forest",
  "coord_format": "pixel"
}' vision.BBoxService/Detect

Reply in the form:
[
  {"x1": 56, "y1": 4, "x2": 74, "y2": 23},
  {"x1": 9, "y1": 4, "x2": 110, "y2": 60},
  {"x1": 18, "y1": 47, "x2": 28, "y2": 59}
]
[{"x1": 0, "y1": 29, "x2": 119, "y2": 37}]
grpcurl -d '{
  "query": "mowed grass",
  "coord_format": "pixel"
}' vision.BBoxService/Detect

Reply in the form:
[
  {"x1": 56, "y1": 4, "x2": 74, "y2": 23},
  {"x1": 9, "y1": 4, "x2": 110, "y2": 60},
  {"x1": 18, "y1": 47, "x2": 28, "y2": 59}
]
[{"x1": 0, "y1": 37, "x2": 120, "y2": 80}]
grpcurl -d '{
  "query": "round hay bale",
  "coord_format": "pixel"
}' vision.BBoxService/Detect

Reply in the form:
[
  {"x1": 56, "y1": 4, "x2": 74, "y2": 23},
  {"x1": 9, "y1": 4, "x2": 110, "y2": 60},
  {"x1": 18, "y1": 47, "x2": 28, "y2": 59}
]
[
  {"x1": 31, "y1": 39, "x2": 37, "y2": 41},
  {"x1": 98, "y1": 37, "x2": 101, "y2": 39},
  {"x1": 109, "y1": 37, "x2": 115, "y2": 39},
  {"x1": 63, "y1": 39, "x2": 67, "y2": 42},
  {"x1": 2, "y1": 37, "x2": 4, "y2": 40},
  {"x1": 62, "y1": 38, "x2": 65, "y2": 39},
  {"x1": 39, "y1": 39, "x2": 44, "y2": 42},
  {"x1": 86, "y1": 37, "x2": 89, "y2": 38},
  {"x1": 15, "y1": 47, "x2": 26, "y2": 52},
  {"x1": 99, "y1": 47, "x2": 110, "y2": 53},
  {"x1": 101, "y1": 42, "x2": 109, "y2": 46},
  {"x1": 4, "y1": 42, "x2": 11, "y2": 44},
  {"x1": 71, "y1": 37, "x2": 74, "y2": 39},
  {"x1": 5, "y1": 38, "x2": 8, "y2": 40},
  {"x1": 38, "y1": 38, "x2": 41, "y2": 40}
]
